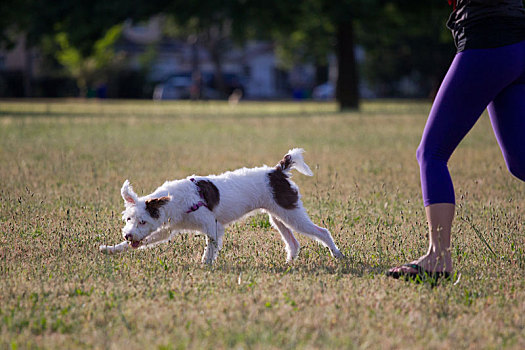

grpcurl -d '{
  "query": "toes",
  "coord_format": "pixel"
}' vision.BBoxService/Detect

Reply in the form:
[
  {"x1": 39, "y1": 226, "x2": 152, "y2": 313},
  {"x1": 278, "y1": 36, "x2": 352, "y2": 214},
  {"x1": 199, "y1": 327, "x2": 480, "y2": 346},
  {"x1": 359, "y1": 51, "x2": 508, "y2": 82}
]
[{"x1": 388, "y1": 265, "x2": 418, "y2": 274}]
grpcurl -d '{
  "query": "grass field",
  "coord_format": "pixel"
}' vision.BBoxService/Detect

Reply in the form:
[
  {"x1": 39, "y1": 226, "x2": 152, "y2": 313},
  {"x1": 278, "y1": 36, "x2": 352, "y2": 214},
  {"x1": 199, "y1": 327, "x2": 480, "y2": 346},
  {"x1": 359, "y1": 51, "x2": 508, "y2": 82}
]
[{"x1": 1, "y1": 99, "x2": 524, "y2": 349}]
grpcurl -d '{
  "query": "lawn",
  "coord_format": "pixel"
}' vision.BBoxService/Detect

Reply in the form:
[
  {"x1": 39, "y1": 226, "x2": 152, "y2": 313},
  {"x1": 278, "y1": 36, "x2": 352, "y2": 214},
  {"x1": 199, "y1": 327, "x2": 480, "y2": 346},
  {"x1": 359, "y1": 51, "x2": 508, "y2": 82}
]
[{"x1": 0, "y1": 99, "x2": 524, "y2": 349}]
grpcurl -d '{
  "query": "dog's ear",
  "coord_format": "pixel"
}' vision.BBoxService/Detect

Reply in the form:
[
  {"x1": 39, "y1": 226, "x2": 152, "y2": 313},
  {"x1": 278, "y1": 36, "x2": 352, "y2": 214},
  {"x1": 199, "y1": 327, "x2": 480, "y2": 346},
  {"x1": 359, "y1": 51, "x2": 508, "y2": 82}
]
[
  {"x1": 145, "y1": 196, "x2": 171, "y2": 219},
  {"x1": 121, "y1": 180, "x2": 138, "y2": 206}
]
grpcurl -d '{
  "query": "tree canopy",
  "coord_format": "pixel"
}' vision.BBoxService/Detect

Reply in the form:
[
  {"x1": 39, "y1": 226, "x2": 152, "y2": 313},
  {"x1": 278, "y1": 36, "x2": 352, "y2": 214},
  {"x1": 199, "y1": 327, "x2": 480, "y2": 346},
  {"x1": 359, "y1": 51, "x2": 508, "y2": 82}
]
[{"x1": 1, "y1": 0, "x2": 457, "y2": 107}]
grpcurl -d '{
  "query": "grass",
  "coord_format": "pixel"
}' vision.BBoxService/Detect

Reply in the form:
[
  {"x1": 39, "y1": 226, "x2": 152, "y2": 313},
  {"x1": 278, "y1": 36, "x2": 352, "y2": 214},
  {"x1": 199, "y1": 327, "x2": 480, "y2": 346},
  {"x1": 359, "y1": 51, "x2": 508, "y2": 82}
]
[{"x1": 0, "y1": 99, "x2": 524, "y2": 349}]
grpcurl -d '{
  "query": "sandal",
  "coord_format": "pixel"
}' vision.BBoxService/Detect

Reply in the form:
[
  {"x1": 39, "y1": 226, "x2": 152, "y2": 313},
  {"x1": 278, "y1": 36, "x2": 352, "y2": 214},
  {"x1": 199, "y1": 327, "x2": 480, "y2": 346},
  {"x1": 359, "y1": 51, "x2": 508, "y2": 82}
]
[{"x1": 386, "y1": 263, "x2": 451, "y2": 282}]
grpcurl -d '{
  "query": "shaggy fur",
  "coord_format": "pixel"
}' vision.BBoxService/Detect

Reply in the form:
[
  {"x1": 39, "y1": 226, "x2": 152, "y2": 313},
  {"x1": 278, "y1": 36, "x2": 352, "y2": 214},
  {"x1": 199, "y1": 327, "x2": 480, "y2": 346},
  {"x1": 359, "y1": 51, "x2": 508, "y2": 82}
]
[{"x1": 100, "y1": 148, "x2": 344, "y2": 264}]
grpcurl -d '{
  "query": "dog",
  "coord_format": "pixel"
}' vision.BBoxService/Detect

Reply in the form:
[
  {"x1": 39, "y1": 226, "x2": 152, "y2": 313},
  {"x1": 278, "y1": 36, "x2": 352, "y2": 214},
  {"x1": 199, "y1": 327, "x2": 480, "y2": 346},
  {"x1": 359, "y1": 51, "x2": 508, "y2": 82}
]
[{"x1": 99, "y1": 148, "x2": 344, "y2": 264}]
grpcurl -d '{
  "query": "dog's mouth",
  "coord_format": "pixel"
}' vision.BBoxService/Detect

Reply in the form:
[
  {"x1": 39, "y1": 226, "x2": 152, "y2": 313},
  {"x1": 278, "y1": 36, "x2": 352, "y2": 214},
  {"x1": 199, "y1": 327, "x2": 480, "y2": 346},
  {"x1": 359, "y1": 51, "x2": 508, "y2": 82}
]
[{"x1": 129, "y1": 240, "x2": 142, "y2": 249}]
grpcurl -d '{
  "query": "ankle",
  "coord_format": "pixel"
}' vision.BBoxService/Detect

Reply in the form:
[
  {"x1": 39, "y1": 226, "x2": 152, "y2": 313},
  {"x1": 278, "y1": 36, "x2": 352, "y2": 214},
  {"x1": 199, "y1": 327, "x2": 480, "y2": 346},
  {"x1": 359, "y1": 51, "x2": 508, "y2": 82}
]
[
  {"x1": 418, "y1": 250, "x2": 453, "y2": 272},
  {"x1": 427, "y1": 247, "x2": 451, "y2": 260}
]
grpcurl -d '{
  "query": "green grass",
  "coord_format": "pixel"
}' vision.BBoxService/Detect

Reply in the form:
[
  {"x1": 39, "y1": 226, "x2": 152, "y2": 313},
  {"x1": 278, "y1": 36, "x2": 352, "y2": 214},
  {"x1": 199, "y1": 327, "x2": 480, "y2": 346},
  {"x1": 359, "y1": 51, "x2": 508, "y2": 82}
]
[{"x1": 0, "y1": 99, "x2": 524, "y2": 349}]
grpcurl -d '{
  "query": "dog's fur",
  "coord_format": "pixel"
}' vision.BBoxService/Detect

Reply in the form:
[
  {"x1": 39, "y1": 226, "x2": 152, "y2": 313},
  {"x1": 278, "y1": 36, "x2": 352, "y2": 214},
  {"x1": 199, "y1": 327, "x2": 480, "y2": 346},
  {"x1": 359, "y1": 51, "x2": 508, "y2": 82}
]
[{"x1": 99, "y1": 148, "x2": 343, "y2": 264}]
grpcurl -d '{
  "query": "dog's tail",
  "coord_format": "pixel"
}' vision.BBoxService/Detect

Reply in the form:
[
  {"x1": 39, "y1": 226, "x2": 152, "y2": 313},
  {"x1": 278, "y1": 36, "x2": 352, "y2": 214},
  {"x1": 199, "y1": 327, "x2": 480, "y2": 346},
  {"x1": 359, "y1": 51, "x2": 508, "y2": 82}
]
[{"x1": 277, "y1": 148, "x2": 314, "y2": 176}]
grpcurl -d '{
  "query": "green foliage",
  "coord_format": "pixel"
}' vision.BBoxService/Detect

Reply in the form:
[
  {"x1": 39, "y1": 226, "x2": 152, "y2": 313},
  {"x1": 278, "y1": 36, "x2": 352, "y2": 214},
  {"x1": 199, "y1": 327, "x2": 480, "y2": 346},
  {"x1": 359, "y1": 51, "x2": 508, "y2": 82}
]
[
  {"x1": 356, "y1": 0, "x2": 455, "y2": 96},
  {"x1": 273, "y1": 1, "x2": 336, "y2": 68},
  {"x1": 0, "y1": 1, "x2": 515, "y2": 100},
  {"x1": 54, "y1": 25, "x2": 124, "y2": 96}
]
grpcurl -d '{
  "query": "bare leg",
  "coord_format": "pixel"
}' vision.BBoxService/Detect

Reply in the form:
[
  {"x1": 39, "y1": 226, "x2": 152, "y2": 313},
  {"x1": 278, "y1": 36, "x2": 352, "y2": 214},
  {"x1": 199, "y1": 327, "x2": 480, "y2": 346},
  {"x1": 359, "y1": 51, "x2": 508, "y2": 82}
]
[
  {"x1": 388, "y1": 203, "x2": 454, "y2": 276},
  {"x1": 414, "y1": 203, "x2": 454, "y2": 272}
]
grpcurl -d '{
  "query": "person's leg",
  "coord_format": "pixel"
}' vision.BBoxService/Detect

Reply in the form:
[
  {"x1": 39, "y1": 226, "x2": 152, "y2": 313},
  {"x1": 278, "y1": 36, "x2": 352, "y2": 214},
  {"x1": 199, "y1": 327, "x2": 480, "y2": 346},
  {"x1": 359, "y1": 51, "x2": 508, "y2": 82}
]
[
  {"x1": 488, "y1": 82, "x2": 525, "y2": 181},
  {"x1": 417, "y1": 47, "x2": 523, "y2": 206},
  {"x1": 420, "y1": 203, "x2": 455, "y2": 271},
  {"x1": 388, "y1": 203, "x2": 454, "y2": 278},
  {"x1": 389, "y1": 42, "x2": 525, "y2": 277}
]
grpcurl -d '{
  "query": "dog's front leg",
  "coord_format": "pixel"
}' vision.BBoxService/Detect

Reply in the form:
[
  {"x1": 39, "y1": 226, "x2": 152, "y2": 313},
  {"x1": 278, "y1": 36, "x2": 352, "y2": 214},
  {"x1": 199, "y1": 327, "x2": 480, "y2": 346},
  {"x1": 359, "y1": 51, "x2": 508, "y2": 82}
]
[
  {"x1": 100, "y1": 241, "x2": 130, "y2": 254},
  {"x1": 141, "y1": 227, "x2": 173, "y2": 248},
  {"x1": 200, "y1": 218, "x2": 225, "y2": 264}
]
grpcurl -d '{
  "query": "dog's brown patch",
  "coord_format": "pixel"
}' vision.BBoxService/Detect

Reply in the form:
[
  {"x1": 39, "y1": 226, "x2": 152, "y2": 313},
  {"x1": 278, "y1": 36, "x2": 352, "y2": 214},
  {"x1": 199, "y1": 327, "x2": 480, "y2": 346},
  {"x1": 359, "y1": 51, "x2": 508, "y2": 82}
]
[
  {"x1": 145, "y1": 196, "x2": 170, "y2": 219},
  {"x1": 196, "y1": 180, "x2": 220, "y2": 211},
  {"x1": 268, "y1": 168, "x2": 298, "y2": 209},
  {"x1": 277, "y1": 154, "x2": 292, "y2": 171}
]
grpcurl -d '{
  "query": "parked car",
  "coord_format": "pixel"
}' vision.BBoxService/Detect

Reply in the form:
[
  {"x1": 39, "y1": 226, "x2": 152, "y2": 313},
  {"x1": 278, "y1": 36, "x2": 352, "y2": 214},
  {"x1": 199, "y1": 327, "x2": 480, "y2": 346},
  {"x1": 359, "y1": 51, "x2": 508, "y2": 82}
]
[
  {"x1": 153, "y1": 74, "x2": 193, "y2": 100},
  {"x1": 153, "y1": 72, "x2": 244, "y2": 100},
  {"x1": 312, "y1": 82, "x2": 335, "y2": 100}
]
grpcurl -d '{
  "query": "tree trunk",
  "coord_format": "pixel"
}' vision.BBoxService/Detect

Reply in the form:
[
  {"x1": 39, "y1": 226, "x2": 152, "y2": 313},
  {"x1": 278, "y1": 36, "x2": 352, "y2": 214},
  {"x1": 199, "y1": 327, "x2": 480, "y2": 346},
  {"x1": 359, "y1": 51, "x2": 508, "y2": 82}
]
[
  {"x1": 204, "y1": 24, "x2": 228, "y2": 99},
  {"x1": 190, "y1": 38, "x2": 202, "y2": 100},
  {"x1": 210, "y1": 49, "x2": 227, "y2": 98},
  {"x1": 209, "y1": 39, "x2": 227, "y2": 98},
  {"x1": 314, "y1": 62, "x2": 328, "y2": 87},
  {"x1": 23, "y1": 39, "x2": 33, "y2": 98},
  {"x1": 335, "y1": 18, "x2": 359, "y2": 111}
]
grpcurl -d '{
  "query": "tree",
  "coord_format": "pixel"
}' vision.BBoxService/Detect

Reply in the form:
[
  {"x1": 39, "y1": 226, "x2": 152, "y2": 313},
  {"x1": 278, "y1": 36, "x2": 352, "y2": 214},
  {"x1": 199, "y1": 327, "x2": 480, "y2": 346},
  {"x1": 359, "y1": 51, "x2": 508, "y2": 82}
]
[
  {"x1": 356, "y1": 0, "x2": 454, "y2": 97},
  {"x1": 0, "y1": 0, "x2": 64, "y2": 96},
  {"x1": 162, "y1": 0, "x2": 276, "y2": 98},
  {"x1": 54, "y1": 25, "x2": 124, "y2": 97},
  {"x1": 0, "y1": 0, "x2": 160, "y2": 96},
  {"x1": 164, "y1": 0, "x2": 365, "y2": 109},
  {"x1": 1, "y1": 0, "x2": 453, "y2": 103},
  {"x1": 270, "y1": 1, "x2": 335, "y2": 86},
  {"x1": 253, "y1": 0, "x2": 370, "y2": 110},
  {"x1": 162, "y1": 9, "x2": 235, "y2": 98}
]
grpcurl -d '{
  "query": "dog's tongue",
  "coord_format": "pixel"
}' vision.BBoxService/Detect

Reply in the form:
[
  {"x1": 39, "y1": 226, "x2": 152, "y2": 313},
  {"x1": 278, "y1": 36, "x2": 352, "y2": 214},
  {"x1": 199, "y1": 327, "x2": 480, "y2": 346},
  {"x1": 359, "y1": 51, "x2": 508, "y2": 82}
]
[{"x1": 131, "y1": 240, "x2": 141, "y2": 248}]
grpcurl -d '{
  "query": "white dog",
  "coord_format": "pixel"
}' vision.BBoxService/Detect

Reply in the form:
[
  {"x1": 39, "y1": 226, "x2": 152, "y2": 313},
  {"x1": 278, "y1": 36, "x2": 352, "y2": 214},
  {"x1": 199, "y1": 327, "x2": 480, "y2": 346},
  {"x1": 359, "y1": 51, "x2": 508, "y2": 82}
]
[{"x1": 100, "y1": 148, "x2": 344, "y2": 264}]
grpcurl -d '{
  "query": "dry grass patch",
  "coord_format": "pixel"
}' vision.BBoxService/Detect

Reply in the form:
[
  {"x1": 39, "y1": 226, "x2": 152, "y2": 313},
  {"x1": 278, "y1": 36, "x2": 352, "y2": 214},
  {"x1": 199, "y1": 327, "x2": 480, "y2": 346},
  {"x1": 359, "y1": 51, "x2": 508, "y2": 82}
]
[{"x1": 1, "y1": 100, "x2": 524, "y2": 349}]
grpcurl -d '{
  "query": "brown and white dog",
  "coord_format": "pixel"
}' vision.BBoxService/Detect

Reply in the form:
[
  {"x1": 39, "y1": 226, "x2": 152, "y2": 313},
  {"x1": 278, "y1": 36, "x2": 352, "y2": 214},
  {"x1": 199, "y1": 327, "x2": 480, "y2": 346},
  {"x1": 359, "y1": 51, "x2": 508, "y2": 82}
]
[{"x1": 99, "y1": 148, "x2": 344, "y2": 264}]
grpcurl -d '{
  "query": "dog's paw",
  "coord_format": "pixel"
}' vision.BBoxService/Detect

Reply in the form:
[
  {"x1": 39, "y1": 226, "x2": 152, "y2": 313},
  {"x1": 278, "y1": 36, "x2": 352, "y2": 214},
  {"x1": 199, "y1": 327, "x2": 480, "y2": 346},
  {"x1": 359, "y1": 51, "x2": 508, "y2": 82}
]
[
  {"x1": 286, "y1": 252, "x2": 300, "y2": 263},
  {"x1": 201, "y1": 247, "x2": 217, "y2": 265},
  {"x1": 201, "y1": 255, "x2": 215, "y2": 265},
  {"x1": 201, "y1": 257, "x2": 215, "y2": 265},
  {"x1": 332, "y1": 249, "x2": 345, "y2": 259}
]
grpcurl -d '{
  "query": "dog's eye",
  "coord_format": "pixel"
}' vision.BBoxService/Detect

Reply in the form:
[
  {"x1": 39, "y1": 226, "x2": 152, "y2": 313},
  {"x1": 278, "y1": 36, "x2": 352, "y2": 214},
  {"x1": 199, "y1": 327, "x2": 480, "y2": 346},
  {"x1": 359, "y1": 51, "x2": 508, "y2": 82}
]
[
  {"x1": 139, "y1": 220, "x2": 146, "y2": 225},
  {"x1": 126, "y1": 217, "x2": 131, "y2": 221}
]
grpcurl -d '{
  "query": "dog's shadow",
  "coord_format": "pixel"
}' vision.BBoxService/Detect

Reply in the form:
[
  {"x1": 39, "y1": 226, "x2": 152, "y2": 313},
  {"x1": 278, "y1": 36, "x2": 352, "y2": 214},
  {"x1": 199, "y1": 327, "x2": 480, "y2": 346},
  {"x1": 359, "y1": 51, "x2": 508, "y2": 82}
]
[
  {"x1": 132, "y1": 235, "x2": 389, "y2": 278},
  {"x1": 206, "y1": 257, "x2": 386, "y2": 278}
]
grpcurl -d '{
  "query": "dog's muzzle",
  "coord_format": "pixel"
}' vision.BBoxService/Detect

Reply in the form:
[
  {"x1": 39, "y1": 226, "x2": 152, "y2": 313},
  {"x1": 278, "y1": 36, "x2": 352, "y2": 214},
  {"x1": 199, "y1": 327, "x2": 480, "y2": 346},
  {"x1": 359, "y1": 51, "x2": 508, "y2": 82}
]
[{"x1": 125, "y1": 233, "x2": 141, "y2": 248}]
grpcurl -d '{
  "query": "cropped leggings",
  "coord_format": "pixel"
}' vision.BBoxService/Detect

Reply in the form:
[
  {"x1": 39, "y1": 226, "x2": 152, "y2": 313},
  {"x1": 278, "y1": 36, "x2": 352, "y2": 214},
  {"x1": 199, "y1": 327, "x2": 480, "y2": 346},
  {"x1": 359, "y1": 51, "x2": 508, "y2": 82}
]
[{"x1": 417, "y1": 40, "x2": 525, "y2": 206}]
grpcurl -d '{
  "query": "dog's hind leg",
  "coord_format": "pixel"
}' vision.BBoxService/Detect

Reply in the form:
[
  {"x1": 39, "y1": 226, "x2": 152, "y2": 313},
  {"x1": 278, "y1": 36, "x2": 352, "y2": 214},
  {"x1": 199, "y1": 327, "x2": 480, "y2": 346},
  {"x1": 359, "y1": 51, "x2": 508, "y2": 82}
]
[
  {"x1": 200, "y1": 216, "x2": 225, "y2": 264},
  {"x1": 275, "y1": 208, "x2": 344, "y2": 259},
  {"x1": 269, "y1": 214, "x2": 300, "y2": 262}
]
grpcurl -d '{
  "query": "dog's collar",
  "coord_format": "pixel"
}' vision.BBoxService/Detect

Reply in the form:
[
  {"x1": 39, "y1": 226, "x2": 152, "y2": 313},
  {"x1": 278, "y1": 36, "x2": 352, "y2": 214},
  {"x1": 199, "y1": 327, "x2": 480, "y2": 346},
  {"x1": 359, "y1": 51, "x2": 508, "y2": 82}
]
[{"x1": 186, "y1": 178, "x2": 209, "y2": 213}]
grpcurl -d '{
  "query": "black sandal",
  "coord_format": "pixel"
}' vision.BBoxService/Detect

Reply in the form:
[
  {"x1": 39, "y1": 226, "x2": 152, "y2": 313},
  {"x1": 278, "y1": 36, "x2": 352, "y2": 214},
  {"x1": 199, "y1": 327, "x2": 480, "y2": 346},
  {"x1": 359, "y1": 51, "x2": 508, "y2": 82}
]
[{"x1": 386, "y1": 263, "x2": 451, "y2": 282}]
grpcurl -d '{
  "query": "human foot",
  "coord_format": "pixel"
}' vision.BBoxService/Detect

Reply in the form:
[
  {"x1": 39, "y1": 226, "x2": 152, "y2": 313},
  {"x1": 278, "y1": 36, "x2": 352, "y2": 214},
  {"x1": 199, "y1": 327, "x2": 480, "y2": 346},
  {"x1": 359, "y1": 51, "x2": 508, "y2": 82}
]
[
  {"x1": 386, "y1": 263, "x2": 451, "y2": 280},
  {"x1": 387, "y1": 252, "x2": 453, "y2": 281}
]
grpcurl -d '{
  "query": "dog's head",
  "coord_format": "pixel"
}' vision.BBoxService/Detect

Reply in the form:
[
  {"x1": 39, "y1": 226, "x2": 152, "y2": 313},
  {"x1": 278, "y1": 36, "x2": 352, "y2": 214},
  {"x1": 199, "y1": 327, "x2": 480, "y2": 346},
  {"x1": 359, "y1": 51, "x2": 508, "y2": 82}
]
[{"x1": 120, "y1": 180, "x2": 171, "y2": 248}]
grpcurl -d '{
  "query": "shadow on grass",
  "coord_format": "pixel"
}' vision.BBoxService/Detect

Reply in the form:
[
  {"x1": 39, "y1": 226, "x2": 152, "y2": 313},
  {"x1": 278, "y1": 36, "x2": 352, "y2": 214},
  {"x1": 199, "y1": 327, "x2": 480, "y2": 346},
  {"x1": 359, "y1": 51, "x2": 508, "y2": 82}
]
[
  {"x1": 0, "y1": 99, "x2": 431, "y2": 119},
  {"x1": 0, "y1": 109, "x2": 345, "y2": 120},
  {"x1": 200, "y1": 257, "x2": 389, "y2": 278}
]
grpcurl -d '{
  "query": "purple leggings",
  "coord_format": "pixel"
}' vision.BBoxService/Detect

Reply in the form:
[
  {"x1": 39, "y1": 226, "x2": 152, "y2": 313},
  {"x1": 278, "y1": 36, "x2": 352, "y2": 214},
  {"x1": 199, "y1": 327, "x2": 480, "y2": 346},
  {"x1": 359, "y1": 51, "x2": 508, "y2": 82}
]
[{"x1": 417, "y1": 40, "x2": 525, "y2": 206}]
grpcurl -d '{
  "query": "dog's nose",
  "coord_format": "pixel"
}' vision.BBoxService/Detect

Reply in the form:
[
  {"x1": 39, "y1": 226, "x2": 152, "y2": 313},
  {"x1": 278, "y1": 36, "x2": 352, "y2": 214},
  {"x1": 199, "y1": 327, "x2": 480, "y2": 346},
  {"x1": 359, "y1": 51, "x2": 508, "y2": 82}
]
[{"x1": 125, "y1": 233, "x2": 133, "y2": 241}]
